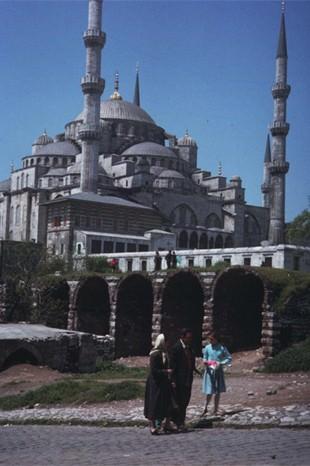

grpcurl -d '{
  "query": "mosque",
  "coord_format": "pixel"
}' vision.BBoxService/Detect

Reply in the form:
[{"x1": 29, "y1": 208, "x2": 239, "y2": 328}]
[{"x1": 0, "y1": 0, "x2": 290, "y2": 262}]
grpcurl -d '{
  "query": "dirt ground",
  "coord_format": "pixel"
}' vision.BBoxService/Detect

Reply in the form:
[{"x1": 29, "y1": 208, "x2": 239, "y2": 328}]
[{"x1": 0, "y1": 349, "x2": 309, "y2": 409}]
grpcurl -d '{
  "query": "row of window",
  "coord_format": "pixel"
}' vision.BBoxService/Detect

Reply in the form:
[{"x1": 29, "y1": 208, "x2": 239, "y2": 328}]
[
  {"x1": 23, "y1": 156, "x2": 75, "y2": 169},
  {"x1": 89, "y1": 239, "x2": 149, "y2": 254},
  {"x1": 178, "y1": 231, "x2": 233, "y2": 249}
]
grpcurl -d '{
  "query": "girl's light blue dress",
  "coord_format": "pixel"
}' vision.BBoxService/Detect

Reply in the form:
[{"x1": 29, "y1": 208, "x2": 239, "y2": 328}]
[{"x1": 202, "y1": 343, "x2": 232, "y2": 394}]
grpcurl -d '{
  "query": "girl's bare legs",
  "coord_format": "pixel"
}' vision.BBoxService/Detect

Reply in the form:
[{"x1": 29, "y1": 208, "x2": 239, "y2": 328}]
[
  {"x1": 214, "y1": 394, "x2": 220, "y2": 414},
  {"x1": 202, "y1": 394, "x2": 212, "y2": 416}
]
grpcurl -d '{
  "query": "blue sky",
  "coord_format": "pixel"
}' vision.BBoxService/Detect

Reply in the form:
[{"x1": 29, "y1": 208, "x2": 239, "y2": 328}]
[{"x1": 0, "y1": 0, "x2": 309, "y2": 222}]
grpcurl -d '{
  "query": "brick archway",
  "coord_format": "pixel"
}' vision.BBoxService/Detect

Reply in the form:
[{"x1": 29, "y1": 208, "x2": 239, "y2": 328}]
[
  {"x1": 74, "y1": 276, "x2": 111, "y2": 335},
  {"x1": 115, "y1": 273, "x2": 153, "y2": 357},
  {"x1": 161, "y1": 271, "x2": 204, "y2": 354},
  {"x1": 211, "y1": 268, "x2": 264, "y2": 351}
]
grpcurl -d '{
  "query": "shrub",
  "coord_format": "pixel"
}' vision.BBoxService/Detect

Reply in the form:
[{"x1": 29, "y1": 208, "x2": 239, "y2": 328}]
[
  {"x1": 263, "y1": 337, "x2": 310, "y2": 373},
  {"x1": 85, "y1": 256, "x2": 111, "y2": 273}
]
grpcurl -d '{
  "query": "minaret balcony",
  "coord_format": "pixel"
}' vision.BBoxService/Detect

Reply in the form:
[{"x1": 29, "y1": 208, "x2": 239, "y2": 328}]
[
  {"x1": 269, "y1": 160, "x2": 289, "y2": 175},
  {"x1": 78, "y1": 124, "x2": 101, "y2": 141},
  {"x1": 83, "y1": 29, "x2": 106, "y2": 48},
  {"x1": 81, "y1": 76, "x2": 105, "y2": 95},
  {"x1": 272, "y1": 83, "x2": 291, "y2": 98},
  {"x1": 270, "y1": 121, "x2": 290, "y2": 136}
]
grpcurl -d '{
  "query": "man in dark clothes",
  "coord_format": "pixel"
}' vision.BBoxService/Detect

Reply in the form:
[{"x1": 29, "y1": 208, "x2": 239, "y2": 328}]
[{"x1": 170, "y1": 328, "x2": 200, "y2": 431}]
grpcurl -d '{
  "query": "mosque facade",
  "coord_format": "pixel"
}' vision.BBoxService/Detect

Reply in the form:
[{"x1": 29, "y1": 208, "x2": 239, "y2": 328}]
[{"x1": 0, "y1": 0, "x2": 290, "y2": 262}]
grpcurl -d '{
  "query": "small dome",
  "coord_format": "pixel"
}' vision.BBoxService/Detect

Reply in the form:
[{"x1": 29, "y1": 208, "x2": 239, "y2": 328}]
[
  {"x1": 158, "y1": 169, "x2": 185, "y2": 179},
  {"x1": 177, "y1": 130, "x2": 197, "y2": 147},
  {"x1": 122, "y1": 142, "x2": 177, "y2": 158},
  {"x1": 33, "y1": 131, "x2": 53, "y2": 146}
]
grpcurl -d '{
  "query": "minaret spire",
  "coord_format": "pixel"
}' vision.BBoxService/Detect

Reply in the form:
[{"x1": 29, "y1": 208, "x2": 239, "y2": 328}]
[
  {"x1": 79, "y1": 0, "x2": 105, "y2": 193},
  {"x1": 133, "y1": 63, "x2": 140, "y2": 107},
  {"x1": 268, "y1": 4, "x2": 290, "y2": 244}
]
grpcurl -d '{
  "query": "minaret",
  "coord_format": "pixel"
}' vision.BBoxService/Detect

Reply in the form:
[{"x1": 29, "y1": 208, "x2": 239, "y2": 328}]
[
  {"x1": 261, "y1": 134, "x2": 272, "y2": 208},
  {"x1": 79, "y1": 0, "x2": 105, "y2": 193},
  {"x1": 133, "y1": 64, "x2": 140, "y2": 107},
  {"x1": 268, "y1": 3, "x2": 290, "y2": 244}
]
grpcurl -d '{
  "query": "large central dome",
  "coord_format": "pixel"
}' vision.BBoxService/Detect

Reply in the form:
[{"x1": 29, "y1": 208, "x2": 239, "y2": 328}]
[{"x1": 75, "y1": 99, "x2": 155, "y2": 125}]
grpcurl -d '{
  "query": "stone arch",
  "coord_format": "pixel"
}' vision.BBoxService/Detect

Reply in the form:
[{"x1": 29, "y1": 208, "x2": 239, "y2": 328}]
[
  {"x1": 178, "y1": 230, "x2": 188, "y2": 248},
  {"x1": 215, "y1": 235, "x2": 223, "y2": 248},
  {"x1": 161, "y1": 271, "x2": 204, "y2": 354},
  {"x1": 75, "y1": 276, "x2": 110, "y2": 335},
  {"x1": 212, "y1": 268, "x2": 264, "y2": 351},
  {"x1": 2, "y1": 345, "x2": 42, "y2": 370},
  {"x1": 115, "y1": 274, "x2": 153, "y2": 357},
  {"x1": 206, "y1": 213, "x2": 222, "y2": 228},
  {"x1": 189, "y1": 231, "x2": 198, "y2": 249},
  {"x1": 199, "y1": 233, "x2": 208, "y2": 249}
]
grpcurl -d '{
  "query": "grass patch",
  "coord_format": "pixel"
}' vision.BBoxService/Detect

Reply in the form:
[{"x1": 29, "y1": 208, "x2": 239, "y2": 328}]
[
  {"x1": 91, "y1": 361, "x2": 147, "y2": 379},
  {"x1": 263, "y1": 337, "x2": 310, "y2": 373},
  {"x1": 0, "y1": 379, "x2": 144, "y2": 410}
]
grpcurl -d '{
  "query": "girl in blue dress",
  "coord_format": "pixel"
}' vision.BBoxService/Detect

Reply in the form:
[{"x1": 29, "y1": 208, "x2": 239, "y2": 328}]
[{"x1": 201, "y1": 333, "x2": 232, "y2": 416}]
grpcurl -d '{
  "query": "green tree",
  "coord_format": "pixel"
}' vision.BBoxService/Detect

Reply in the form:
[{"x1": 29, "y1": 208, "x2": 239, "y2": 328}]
[{"x1": 286, "y1": 210, "x2": 310, "y2": 246}]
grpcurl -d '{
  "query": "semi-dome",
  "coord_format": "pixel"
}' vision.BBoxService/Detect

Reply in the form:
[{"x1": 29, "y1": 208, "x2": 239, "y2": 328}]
[
  {"x1": 75, "y1": 99, "x2": 155, "y2": 125},
  {"x1": 122, "y1": 142, "x2": 177, "y2": 158},
  {"x1": 33, "y1": 131, "x2": 53, "y2": 146},
  {"x1": 177, "y1": 130, "x2": 197, "y2": 147}
]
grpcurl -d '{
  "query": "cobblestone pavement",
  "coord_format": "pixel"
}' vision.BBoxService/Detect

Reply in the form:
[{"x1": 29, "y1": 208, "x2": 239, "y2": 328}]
[
  {"x1": 0, "y1": 403, "x2": 309, "y2": 428},
  {"x1": 0, "y1": 425, "x2": 309, "y2": 466}
]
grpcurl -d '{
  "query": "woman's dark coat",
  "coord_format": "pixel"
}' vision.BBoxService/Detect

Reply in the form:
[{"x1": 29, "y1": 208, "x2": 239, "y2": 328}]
[{"x1": 144, "y1": 350, "x2": 172, "y2": 420}]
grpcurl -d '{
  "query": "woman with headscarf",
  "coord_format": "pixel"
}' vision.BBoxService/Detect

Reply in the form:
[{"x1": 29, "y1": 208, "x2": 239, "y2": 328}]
[{"x1": 144, "y1": 333, "x2": 175, "y2": 434}]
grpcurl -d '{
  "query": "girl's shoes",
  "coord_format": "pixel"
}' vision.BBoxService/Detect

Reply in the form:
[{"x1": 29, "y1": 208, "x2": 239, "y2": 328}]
[
  {"x1": 200, "y1": 408, "x2": 208, "y2": 417},
  {"x1": 150, "y1": 428, "x2": 159, "y2": 435}
]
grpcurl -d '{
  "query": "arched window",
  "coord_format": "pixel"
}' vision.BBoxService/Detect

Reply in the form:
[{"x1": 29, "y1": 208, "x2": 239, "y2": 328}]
[
  {"x1": 199, "y1": 233, "x2": 208, "y2": 249},
  {"x1": 30, "y1": 158, "x2": 34, "y2": 166},
  {"x1": 244, "y1": 213, "x2": 261, "y2": 246},
  {"x1": 15, "y1": 205, "x2": 21, "y2": 225},
  {"x1": 16, "y1": 177, "x2": 20, "y2": 190},
  {"x1": 26, "y1": 174, "x2": 29, "y2": 187},
  {"x1": 209, "y1": 237, "x2": 214, "y2": 249},
  {"x1": 170, "y1": 204, "x2": 197, "y2": 227},
  {"x1": 53, "y1": 157, "x2": 58, "y2": 166},
  {"x1": 225, "y1": 236, "x2": 233, "y2": 248},
  {"x1": 189, "y1": 231, "x2": 198, "y2": 249},
  {"x1": 206, "y1": 213, "x2": 222, "y2": 229},
  {"x1": 215, "y1": 235, "x2": 223, "y2": 248},
  {"x1": 178, "y1": 230, "x2": 188, "y2": 248},
  {"x1": 21, "y1": 173, "x2": 24, "y2": 188}
]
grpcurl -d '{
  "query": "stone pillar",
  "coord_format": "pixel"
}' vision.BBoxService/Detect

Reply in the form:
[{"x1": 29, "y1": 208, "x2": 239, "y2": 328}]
[
  {"x1": 151, "y1": 274, "x2": 165, "y2": 345},
  {"x1": 261, "y1": 288, "x2": 281, "y2": 357},
  {"x1": 200, "y1": 272, "x2": 217, "y2": 347},
  {"x1": 107, "y1": 277, "x2": 119, "y2": 340},
  {"x1": 67, "y1": 281, "x2": 79, "y2": 330}
]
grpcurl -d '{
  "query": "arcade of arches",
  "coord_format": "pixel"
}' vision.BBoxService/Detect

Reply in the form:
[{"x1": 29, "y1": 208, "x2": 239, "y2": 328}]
[{"x1": 64, "y1": 268, "x2": 279, "y2": 359}]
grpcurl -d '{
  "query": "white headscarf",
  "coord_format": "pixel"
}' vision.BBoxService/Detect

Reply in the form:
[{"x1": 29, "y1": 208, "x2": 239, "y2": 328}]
[{"x1": 150, "y1": 333, "x2": 167, "y2": 364}]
